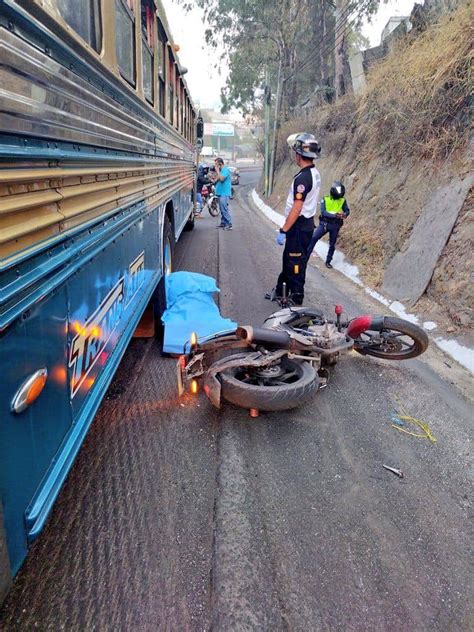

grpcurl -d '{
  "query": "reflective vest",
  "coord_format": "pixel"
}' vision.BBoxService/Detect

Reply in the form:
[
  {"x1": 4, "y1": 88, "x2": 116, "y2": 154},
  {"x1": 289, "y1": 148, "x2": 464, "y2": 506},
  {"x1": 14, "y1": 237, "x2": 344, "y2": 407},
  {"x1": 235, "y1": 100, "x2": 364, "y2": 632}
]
[{"x1": 324, "y1": 196, "x2": 345, "y2": 214}]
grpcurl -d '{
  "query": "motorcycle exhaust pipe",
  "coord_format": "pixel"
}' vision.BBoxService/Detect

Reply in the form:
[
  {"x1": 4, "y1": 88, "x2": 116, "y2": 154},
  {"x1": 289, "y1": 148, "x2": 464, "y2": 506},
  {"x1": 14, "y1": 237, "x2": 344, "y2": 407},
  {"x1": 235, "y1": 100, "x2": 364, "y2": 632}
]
[{"x1": 236, "y1": 326, "x2": 291, "y2": 349}]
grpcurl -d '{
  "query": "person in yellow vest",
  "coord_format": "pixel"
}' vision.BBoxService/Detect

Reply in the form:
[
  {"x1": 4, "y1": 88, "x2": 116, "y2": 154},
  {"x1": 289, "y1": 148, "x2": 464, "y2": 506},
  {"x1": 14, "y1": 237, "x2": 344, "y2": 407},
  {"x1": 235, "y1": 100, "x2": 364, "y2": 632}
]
[{"x1": 306, "y1": 181, "x2": 350, "y2": 268}]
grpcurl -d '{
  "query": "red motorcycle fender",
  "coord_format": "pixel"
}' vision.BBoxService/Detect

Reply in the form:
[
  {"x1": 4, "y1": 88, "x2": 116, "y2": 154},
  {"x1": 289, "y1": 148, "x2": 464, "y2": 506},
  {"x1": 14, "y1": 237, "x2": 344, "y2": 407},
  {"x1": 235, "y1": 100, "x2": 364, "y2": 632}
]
[{"x1": 347, "y1": 315, "x2": 385, "y2": 339}]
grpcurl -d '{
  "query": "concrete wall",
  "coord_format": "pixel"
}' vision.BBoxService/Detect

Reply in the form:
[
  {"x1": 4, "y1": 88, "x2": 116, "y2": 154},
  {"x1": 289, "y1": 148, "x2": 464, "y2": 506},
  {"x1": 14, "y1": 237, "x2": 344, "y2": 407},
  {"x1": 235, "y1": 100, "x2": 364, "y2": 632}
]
[{"x1": 349, "y1": 19, "x2": 410, "y2": 94}]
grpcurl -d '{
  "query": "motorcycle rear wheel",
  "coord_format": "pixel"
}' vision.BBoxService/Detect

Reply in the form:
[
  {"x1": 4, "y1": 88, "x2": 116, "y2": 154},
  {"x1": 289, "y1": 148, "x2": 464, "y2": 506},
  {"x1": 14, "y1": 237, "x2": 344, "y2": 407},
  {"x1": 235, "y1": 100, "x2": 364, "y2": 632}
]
[
  {"x1": 353, "y1": 317, "x2": 428, "y2": 360},
  {"x1": 219, "y1": 354, "x2": 318, "y2": 411}
]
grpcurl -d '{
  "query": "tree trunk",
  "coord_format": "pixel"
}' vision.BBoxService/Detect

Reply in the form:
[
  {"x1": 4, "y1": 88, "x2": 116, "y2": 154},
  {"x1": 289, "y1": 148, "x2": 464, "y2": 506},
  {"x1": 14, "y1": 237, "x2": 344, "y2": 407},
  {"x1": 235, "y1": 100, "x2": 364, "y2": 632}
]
[{"x1": 335, "y1": 0, "x2": 349, "y2": 98}]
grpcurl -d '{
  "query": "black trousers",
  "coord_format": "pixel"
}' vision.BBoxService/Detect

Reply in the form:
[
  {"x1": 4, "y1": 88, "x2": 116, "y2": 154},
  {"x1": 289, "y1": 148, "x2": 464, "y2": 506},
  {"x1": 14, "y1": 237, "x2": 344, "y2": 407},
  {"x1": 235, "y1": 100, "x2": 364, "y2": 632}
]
[
  {"x1": 276, "y1": 216, "x2": 314, "y2": 305},
  {"x1": 307, "y1": 218, "x2": 343, "y2": 263}
]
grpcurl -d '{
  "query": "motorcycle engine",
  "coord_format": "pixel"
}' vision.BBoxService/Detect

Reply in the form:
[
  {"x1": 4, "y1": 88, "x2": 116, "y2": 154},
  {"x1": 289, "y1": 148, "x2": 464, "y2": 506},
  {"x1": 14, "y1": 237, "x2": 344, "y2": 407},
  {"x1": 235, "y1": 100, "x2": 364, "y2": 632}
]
[{"x1": 308, "y1": 322, "x2": 346, "y2": 348}]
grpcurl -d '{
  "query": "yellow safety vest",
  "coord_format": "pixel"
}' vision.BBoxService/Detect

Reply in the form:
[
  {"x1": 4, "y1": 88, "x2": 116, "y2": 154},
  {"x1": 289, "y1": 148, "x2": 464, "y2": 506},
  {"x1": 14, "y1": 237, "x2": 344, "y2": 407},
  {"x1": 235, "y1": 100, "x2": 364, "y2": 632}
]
[{"x1": 324, "y1": 196, "x2": 345, "y2": 214}]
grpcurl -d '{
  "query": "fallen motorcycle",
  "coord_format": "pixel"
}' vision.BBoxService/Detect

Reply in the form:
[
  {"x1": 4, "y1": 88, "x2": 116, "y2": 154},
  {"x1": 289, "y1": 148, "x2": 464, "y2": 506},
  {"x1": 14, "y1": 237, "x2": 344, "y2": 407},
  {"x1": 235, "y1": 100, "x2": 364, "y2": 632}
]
[{"x1": 177, "y1": 302, "x2": 429, "y2": 413}]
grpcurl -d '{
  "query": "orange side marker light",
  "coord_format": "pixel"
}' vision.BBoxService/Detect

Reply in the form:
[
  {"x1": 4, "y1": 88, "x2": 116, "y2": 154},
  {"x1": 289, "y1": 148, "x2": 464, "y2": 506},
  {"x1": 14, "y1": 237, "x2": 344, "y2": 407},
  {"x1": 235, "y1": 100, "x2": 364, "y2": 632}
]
[{"x1": 11, "y1": 368, "x2": 48, "y2": 414}]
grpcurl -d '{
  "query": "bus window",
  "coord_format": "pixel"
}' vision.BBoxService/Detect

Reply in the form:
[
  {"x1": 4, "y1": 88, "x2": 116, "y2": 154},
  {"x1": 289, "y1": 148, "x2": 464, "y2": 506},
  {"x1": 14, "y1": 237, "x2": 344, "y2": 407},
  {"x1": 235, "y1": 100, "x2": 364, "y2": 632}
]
[
  {"x1": 56, "y1": 0, "x2": 102, "y2": 52},
  {"x1": 157, "y1": 21, "x2": 166, "y2": 117},
  {"x1": 168, "y1": 56, "x2": 174, "y2": 125},
  {"x1": 141, "y1": 0, "x2": 155, "y2": 104},
  {"x1": 180, "y1": 83, "x2": 184, "y2": 133},
  {"x1": 175, "y1": 75, "x2": 180, "y2": 130},
  {"x1": 115, "y1": 0, "x2": 136, "y2": 86},
  {"x1": 184, "y1": 97, "x2": 188, "y2": 140}
]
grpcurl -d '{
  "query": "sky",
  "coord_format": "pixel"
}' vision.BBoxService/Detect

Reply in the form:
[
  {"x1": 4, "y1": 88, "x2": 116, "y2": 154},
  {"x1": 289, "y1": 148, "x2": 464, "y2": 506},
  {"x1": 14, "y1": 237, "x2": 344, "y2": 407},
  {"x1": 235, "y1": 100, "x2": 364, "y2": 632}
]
[{"x1": 165, "y1": 0, "x2": 417, "y2": 112}]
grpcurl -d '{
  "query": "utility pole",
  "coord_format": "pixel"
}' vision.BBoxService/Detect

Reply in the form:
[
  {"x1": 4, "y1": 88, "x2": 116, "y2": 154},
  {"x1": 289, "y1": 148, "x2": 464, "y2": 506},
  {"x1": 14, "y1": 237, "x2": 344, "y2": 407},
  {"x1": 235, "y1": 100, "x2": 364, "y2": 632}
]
[
  {"x1": 263, "y1": 71, "x2": 271, "y2": 197},
  {"x1": 268, "y1": 59, "x2": 283, "y2": 196}
]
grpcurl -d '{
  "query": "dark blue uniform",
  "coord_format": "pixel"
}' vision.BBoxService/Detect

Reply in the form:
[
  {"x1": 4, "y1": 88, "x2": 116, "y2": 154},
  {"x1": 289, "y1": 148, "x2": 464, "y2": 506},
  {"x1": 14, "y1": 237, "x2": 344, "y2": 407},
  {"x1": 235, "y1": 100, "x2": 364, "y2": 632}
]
[{"x1": 275, "y1": 165, "x2": 320, "y2": 304}]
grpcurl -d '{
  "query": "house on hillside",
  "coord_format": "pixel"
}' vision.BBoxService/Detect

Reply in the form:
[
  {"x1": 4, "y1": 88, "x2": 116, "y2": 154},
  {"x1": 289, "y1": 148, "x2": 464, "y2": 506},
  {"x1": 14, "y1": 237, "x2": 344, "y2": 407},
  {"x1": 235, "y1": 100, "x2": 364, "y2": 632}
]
[
  {"x1": 349, "y1": 15, "x2": 411, "y2": 94},
  {"x1": 381, "y1": 16, "x2": 410, "y2": 43}
]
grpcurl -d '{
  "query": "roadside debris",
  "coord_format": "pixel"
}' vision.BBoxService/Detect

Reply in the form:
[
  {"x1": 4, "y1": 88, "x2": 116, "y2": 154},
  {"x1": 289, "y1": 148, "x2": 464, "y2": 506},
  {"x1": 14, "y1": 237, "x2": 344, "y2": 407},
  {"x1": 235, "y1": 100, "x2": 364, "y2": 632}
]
[
  {"x1": 390, "y1": 410, "x2": 437, "y2": 443},
  {"x1": 382, "y1": 464, "x2": 404, "y2": 479}
]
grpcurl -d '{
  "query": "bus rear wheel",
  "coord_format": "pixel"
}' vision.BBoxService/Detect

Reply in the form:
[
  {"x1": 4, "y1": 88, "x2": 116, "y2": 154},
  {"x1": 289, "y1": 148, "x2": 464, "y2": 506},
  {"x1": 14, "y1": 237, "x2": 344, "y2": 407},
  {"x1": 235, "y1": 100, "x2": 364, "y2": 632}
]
[{"x1": 155, "y1": 215, "x2": 174, "y2": 340}]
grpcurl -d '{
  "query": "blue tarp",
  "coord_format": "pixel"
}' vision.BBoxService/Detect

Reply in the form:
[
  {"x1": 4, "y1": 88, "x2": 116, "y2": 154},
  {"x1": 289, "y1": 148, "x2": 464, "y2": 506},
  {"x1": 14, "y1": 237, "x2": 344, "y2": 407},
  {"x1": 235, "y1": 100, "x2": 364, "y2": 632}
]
[{"x1": 162, "y1": 271, "x2": 237, "y2": 354}]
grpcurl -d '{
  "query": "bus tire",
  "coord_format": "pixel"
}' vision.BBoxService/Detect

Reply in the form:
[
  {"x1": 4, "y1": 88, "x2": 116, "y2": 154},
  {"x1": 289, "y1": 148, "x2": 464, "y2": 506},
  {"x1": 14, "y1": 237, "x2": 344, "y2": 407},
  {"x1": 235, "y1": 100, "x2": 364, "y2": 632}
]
[{"x1": 154, "y1": 216, "x2": 174, "y2": 341}]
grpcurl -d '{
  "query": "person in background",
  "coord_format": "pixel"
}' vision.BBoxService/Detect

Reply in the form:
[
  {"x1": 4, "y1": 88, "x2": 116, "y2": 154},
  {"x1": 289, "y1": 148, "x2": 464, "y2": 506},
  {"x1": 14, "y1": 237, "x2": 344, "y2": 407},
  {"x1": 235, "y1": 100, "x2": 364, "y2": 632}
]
[
  {"x1": 306, "y1": 181, "x2": 350, "y2": 269},
  {"x1": 214, "y1": 157, "x2": 233, "y2": 230},
  {"x1": 266, "y1": 132, "x2": 321, "y2": 305}
]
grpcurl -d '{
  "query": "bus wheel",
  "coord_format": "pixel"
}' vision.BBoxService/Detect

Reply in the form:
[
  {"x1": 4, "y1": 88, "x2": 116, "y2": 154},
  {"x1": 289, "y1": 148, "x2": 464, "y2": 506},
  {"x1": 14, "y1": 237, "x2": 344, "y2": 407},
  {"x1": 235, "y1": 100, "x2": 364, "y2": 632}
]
[{"x1": 154, "y1": 216, "x2": 175, "y2": 341}]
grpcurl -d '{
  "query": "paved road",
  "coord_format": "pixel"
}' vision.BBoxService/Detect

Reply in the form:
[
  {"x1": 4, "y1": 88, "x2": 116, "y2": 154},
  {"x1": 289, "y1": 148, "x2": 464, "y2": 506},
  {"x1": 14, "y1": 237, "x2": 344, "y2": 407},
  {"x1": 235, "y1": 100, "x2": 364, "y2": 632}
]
[{"x1": 1, "y1": 170, "x2": 472, "y2": 631}]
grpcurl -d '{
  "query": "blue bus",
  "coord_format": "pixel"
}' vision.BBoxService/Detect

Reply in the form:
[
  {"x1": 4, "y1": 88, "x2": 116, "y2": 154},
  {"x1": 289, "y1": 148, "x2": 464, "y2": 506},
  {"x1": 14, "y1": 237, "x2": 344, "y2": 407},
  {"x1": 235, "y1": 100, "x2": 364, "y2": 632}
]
[{"x1": 0, "y1": 0, "x2": 201, "y2": 599}]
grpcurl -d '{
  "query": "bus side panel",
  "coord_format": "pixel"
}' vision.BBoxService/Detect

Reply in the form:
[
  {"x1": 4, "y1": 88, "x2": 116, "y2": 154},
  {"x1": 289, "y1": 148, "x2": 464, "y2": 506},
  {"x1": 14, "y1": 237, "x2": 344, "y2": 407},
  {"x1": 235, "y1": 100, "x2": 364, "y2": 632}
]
[
  {"x1": 173, "y1": 188, "x2": 194, "y2": 240},
  {"x1": 0, "y1": 286, "x2": 72, "y2": 573},
  {"x1": 0, "y1": 501, "x2": 11, "y2": 604},
  {"x1": 0, "y1": 204, "x2": 163, "y2": 576},
  {"x1": 67, "y1": 206, "x2": 162, "y2": 418}
]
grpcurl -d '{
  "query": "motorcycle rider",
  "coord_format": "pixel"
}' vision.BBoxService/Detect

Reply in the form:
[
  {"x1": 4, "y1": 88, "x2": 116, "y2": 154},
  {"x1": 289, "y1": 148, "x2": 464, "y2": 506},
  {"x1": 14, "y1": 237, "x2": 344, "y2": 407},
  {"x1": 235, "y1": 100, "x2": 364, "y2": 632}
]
[
  {"x1": 196, "y1": 163, "x2": 211, "y2": 217},
  {"x1": 306, "y1": 181, "x2": 350, "y2": 268},
  {"x1": 266, "y1": 133, "x2": 321, "y2": 305}
]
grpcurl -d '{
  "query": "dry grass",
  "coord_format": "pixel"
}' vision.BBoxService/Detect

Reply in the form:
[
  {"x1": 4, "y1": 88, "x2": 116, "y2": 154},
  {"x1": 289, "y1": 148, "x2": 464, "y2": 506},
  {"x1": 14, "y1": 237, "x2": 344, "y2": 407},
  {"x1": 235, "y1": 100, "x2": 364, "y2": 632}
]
[
  {"x1": 357, "y1": 4, "x2": 473, "y2": 161},
  {"x1": 277, "y1": 4, "x2": 473, "y2": 166}
]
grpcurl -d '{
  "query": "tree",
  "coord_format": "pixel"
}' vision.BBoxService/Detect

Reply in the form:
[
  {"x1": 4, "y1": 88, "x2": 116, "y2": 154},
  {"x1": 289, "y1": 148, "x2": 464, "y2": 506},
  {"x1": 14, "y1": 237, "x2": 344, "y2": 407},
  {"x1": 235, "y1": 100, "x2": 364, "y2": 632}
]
[
  {"x1": 181, "y1": 0, "x2": 383, "y2": 116},
  {"x1": 334, "y1": 0, "x2": 381, "y2": 98},
  {"x1": 181, "y1": 0, "x2": 315, "y2": 117}
]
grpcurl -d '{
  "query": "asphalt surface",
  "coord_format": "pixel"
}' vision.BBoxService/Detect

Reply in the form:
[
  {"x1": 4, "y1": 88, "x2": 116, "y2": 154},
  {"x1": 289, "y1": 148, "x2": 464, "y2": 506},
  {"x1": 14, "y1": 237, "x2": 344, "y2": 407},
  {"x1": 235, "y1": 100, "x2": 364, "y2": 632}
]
[{"x1": 1, "y1": 169, "x2": 472, "y2": 631}]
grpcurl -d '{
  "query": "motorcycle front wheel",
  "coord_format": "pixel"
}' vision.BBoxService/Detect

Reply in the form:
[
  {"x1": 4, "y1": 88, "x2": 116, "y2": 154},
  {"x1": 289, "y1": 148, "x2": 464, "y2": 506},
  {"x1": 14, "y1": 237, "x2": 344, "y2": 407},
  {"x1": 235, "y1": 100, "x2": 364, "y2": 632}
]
[
  {"x1": 353, "y1": 317, "x2": 428, "y2": 360},
  {"x1": 208, "y1": 197, "x2": 220, "y2": 217},
  {"x1": 219, "y1": 354, "x2": 318, "y2": 411}
]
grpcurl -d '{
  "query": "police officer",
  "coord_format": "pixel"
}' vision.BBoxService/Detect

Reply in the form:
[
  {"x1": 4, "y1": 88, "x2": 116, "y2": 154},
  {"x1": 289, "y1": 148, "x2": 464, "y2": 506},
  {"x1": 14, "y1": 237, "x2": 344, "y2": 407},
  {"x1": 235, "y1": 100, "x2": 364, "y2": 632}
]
[
  {"x1": 306, "y1": 181, "x2": 350, "y2": 268},
  {"x1": 266, "y1": 133, "x2": 321, "y2": 305}
]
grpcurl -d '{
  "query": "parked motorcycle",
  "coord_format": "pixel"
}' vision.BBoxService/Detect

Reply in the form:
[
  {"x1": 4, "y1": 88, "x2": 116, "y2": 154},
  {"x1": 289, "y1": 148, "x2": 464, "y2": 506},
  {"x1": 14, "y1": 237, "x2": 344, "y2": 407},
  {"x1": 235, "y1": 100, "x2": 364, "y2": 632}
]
[
  {"x1": 200, "y1": 183, "x2": 220, "y2": 217},
  {"x1": 177, "y1": 297, "x2": 429, "y2": 412}
]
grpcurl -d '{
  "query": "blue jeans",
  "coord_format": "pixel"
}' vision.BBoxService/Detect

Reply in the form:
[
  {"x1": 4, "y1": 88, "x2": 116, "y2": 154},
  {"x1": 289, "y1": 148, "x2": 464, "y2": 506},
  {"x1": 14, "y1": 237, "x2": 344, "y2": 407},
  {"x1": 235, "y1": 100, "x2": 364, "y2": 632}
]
[
  {"x1": 219, "y1": 195, "x2": 232, "y2": 226},
  {"x1": 196, "y1": 192, "x2": 202, "y2": 211}
]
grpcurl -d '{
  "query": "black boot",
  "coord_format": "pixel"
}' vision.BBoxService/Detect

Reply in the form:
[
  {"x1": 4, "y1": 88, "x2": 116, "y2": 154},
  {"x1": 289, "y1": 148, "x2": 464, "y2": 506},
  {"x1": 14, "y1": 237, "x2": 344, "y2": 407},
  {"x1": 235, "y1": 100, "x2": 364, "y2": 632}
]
[{"x1": 325, "y1": 261, "x2": 333, "y2": 269}]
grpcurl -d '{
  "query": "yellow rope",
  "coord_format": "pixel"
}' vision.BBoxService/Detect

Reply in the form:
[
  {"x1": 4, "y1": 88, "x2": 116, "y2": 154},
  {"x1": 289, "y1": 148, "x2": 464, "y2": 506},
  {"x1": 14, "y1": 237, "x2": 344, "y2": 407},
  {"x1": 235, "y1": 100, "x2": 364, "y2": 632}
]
[{"x1": 391, "y1": 400, "x2": 437, "y2": 443}]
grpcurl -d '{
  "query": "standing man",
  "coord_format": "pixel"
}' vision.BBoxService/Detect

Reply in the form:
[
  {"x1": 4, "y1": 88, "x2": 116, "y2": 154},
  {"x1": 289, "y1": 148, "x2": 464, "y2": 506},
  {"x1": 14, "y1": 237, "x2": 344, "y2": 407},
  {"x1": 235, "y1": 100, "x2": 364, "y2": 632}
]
[
  {"x1": 306, "y1": 181, "x2": 350, "y2": 268},
  {"x1": 266, "y1": 133, "x2": 321, "y2": 305},
  {"x1": 214, "y1": 157, "x2": 233, "y2": 230}
]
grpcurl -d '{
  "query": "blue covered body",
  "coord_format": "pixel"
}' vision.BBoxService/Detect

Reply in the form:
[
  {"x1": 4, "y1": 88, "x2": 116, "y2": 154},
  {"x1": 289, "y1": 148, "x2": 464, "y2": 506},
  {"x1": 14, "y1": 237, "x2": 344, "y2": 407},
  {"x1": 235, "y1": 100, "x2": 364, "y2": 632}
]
[{"x1": 162, "y1": 272, "x2": 237, "y2": 354}]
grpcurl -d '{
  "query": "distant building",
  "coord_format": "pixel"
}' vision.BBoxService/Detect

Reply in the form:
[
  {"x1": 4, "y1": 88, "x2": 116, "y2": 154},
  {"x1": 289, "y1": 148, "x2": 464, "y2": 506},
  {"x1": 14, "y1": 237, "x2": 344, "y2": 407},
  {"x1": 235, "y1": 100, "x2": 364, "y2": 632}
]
[{"x1": 381, "y1": 16, "x2": 410, "y2": 43}]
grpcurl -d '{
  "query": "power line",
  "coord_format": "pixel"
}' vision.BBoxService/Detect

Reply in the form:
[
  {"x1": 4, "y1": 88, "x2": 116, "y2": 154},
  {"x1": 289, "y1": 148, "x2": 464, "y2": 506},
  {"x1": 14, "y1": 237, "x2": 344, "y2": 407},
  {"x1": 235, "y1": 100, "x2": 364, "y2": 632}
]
[
  {"x1": 283, "y1": 2, "x2": 358, "y2": 81},
  {"x1": 287, "y1": 0, "x2": 372, "y2": 80},
  {"x1": 297, "y1": 0, "x2": 373, "y2": 78},
  {"x1": 284, "y1": 0, "x2": 373, "y2": 82}
]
